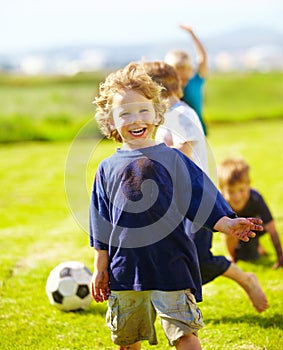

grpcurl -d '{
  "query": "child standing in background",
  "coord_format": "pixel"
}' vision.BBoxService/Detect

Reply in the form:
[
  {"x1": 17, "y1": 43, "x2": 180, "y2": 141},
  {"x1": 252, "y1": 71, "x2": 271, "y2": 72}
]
[
  {"x1": 144, "y1": 60, "x2": 268, "y2": 314},
  {"x1": 142, "y1": 60, "x2": 208, "y2": 174},
  {"x1": 165, "y1": 24, "x2": 208, "y2": 135}
]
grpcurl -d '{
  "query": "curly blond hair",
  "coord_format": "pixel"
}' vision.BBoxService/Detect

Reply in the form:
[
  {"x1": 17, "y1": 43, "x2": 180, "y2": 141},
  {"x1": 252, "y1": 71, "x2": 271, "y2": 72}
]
[{"x1": 93, "y1": 62, "x2": 168, "y2": 143}]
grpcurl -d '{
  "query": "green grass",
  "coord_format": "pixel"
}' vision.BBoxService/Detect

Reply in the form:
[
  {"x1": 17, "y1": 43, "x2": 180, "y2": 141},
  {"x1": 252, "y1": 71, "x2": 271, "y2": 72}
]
[
  {"x1": 0, "y1": 72, "x2": 106, "y2": 142},
  {"x1": 1, "y1": 119, "x2": 283, "y2": 349},
  {"x1": 205, "y1": 71, "x2": 283, "y2": 122},
  {"x1": 1, "y1": 71, "x2": 283, "y2": 142}
]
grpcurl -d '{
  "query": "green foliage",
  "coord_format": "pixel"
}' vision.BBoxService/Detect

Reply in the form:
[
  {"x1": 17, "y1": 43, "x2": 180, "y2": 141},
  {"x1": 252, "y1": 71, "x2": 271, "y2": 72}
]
[
  {"x1": 205, "y1": 71, "x2": 283, "y2": 122},
  {"x1": 1, "y1": 120, "x2": 283, "y2": 349},
  {"x1": 0, "y1": 72, "x2": 108, "y2": 142},
  {"x1": 0, "y1": 71, "x2": 283, "y2": 142}
]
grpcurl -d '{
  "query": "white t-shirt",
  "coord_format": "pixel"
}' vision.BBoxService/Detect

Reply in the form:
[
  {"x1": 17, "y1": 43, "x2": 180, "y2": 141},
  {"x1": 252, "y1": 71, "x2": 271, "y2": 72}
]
[{"x1": 156, "y1": 101, "x2": 209, "y2": 174}]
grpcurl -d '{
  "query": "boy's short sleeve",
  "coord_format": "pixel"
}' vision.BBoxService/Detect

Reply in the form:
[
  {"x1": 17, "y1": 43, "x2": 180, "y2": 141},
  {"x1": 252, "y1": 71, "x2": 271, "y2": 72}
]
[
  {"x1": 89, "y1": 165, "x2": 111, "y2": 250},
  {"x1": 254, "y1": 192, "x2": 273, "y2": 224},
  {"x1": 238, "y1": 189, "x2": 273, "y2": 225},
  {"x1": 175, "y1": 151, "x2": 235, "y2": 231}
]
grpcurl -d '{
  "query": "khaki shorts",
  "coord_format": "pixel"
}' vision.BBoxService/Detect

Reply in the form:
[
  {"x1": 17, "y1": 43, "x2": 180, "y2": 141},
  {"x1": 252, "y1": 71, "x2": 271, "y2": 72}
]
[{"x1": 106, "y1": 289, "x2": 204, "y2": 347}]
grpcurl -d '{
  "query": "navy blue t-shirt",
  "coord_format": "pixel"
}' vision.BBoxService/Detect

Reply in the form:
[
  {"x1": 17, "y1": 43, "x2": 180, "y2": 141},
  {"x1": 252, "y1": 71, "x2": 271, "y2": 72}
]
[
  {"x1": 234, "y1": 188, "x2": 273, "y2": 261},
  {"x1": 89, "y1": 143, "x2": 235, "y2": 302}
]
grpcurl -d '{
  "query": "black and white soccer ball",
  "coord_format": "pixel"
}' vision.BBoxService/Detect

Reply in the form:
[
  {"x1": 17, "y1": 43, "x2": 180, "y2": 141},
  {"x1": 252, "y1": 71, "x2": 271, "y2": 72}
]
[{"x1": 46, "y1": 261, "x2": 93, "y2": 311}]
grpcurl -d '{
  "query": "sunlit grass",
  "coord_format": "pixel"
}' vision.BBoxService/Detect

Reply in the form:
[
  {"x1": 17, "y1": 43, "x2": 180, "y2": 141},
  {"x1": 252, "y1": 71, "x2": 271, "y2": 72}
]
[
  {"x1": 1, "y1": 71, "x2": 283, "y2": 142},
  {"x1": 205, "y1": 71, "x2": 283, "y2": 122},
  {"x1": 0, "y1": 120, "x2": 283, "y2": 349}
]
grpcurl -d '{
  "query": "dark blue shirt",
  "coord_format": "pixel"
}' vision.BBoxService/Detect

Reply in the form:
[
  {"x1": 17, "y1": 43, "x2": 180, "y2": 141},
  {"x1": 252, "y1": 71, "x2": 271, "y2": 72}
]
[
  {"x1": 234, "y1": 188, "x2": 273, "y2": 261},
  {"x1": 89, "y1": 143, "x2": 235, "y2": 301}
]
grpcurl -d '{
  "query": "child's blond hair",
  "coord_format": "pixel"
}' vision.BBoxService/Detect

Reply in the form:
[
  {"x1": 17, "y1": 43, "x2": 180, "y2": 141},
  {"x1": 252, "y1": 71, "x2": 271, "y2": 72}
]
[
  {"x1": 164, "y1": 50, "x2": 192, "y2": 70},
  {"x1": 142, "y1": 61, "x2": 183, "y2": 99},
  {"x1": 218, "y1": 158, "x2": 250, "y2": 189},
  {"x1": 93, "y1": 62, "x2": 167, "y2": 143}
]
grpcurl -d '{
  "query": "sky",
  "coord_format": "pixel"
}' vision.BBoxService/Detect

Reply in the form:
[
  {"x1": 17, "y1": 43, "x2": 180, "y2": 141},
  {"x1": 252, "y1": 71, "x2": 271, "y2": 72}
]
[{"x1": 1, "y1": 0, "x2": 283, "y2": 54}]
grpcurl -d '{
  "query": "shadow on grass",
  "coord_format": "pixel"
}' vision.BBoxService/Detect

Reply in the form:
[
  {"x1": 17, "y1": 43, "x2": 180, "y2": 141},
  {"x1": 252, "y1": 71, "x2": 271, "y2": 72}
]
[
  {"x1": 237, "y1": 254, "x2": 277, "y2": 270},
  {"x1": 67, "y1": 302, "x2": 107, "y2": 316},
  {"x1": 205, "y1": 313, "x2": 283, "y2": 330},
  {"x1": 257, "y1": 256, "x2": 276, "y2": 268}
]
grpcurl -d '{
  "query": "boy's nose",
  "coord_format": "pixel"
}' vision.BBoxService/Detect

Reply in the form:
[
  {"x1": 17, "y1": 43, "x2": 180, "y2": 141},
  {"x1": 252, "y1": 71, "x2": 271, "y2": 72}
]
[
  {"x1": 232, "y1": 193, "x2": 241, "y2": 201},
  {"x1": 129, "y1": 112, "x2": 143, "y2": 123}
]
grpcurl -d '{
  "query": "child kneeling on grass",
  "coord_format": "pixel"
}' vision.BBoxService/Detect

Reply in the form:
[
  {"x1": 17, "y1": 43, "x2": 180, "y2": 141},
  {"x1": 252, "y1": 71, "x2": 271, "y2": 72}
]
[
  {"x1": 218, "y1": 158, "x2": 283, "y2": 269},
  {"x1": 89, "y1": 62, "x2": 263, "y2": 350}
]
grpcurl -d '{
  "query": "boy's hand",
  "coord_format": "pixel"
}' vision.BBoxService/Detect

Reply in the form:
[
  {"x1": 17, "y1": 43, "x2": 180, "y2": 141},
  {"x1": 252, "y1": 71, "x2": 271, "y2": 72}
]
[
  {"x1": 214, "y1": 216, "x2": 263, "y2": 241},
  {"x1": 272, "y1": 256, "x2": 283, "y2": 269},
  {"x1": 91, "y1": 270, "x2": 111, "y2": 303},
  {"x1": 179, "y1": 24, "x2": 193, "y2": 34}
]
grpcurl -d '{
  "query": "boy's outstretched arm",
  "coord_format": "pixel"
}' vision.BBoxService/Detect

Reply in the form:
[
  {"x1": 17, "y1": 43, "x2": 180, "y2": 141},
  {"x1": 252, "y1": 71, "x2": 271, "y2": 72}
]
[
  {"x1": 179, "y1": 24, "x2": 208, "y2": 78},
  {"x1": 91, "y1": 249, "x2": 111, "y2": 303},
  {"x1": 214, "y1": 216, "x2": 263, "y2": 241}
]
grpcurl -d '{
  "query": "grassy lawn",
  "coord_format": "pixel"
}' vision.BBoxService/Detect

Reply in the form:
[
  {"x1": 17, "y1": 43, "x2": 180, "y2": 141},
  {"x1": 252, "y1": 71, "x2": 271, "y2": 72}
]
[
  {"x1": 0, "y1": 73, "x2": 105, "y2": 142},
  {"x1": 205, "y1": 71, "x2": 283, "y2": 122},
  {"x1": 0, "y1": 71, "x2": 283, "y2": 142},
  {"x1": 1, "y1": 118, "x2": 283, "y2": 349}
]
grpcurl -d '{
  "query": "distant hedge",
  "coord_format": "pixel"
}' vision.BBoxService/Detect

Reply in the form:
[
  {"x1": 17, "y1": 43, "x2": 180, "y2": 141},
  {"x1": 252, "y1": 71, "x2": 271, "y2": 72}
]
[{"x1": 0, "y1": 70, "x2": 283, "y2": 142}]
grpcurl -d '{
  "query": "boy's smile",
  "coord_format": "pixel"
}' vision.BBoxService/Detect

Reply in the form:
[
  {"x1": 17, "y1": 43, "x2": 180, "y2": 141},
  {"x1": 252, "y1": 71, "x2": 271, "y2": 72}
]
[
  {"x1": 111, "y1": 90, "x2": 159, "y2": 149},
  {"x1": 129, "y1": 127, "x2": 147, "y2": 137},
  {"x1": 221, "y1": 181, "x2": 251, "y2": 212}
]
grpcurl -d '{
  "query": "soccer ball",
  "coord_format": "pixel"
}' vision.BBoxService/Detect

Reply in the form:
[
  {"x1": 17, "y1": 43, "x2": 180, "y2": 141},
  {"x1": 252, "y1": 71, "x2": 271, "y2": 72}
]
[{"x1": 46, "y1": 261, "x2": 93, "y2": 311}]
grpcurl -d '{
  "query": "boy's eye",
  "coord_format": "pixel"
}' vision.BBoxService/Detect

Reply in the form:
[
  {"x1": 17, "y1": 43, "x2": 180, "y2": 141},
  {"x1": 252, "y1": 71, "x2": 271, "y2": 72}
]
[
  {"x1": 120, "y1": 109, "x2": 149, "y2": 117},
  {"x1": 120, "y1": 112, "x2": 130, "y2": 117}
]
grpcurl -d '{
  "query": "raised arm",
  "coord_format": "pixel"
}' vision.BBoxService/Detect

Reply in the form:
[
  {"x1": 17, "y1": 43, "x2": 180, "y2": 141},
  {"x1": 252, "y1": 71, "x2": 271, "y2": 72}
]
[{"x1": 179, "y1": 24, "x2": 208, "y2": 78}]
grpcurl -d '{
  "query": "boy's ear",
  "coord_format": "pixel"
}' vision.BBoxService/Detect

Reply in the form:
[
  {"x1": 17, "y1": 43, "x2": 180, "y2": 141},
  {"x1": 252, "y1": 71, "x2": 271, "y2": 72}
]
[
  {"x1": 154, "y1": 112, "x2": 162, "y2": 125},
  {"x1": 106, "y1": 115, "x2": 115, "y2": 131},
  {"x1": 108, "y1": 120, "x2": 115, "y2": 131}
]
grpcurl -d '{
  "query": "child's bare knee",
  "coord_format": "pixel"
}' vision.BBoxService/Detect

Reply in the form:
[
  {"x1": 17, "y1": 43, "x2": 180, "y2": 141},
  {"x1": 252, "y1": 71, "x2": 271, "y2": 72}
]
[
  {"x1": 175, "y1": 333, "x2": 201, "y2": 350},
  {"x1": 118, "y1": 341, "x2": 141, "y2": 350}
]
